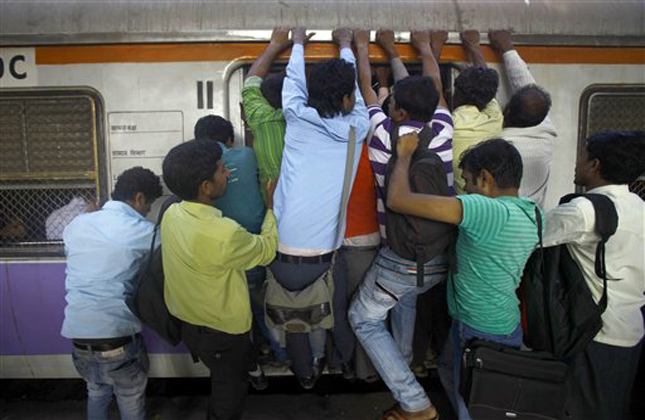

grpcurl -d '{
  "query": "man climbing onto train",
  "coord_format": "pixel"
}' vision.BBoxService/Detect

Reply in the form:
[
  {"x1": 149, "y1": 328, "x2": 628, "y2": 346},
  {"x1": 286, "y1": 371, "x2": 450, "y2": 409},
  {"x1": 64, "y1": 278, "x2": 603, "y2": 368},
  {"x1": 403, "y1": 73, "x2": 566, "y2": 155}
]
[
  {"x1": 161, "y1": 139, "x2": 278, "y2": 420},
  {"x1": 347, "y1": 29, "x2": 454, "y2": 420},
  {"x1": 269, "y1": 26, "x2": 370, "y2": 389},
  {"x1": 241, "y1": 27, "x2": 292, "y2": 206},
  {"x1": 61, "y1": 166, "x2": 163, "y2": 420},
  {"x1": 386, "y1": 136, "x2": 541, "y2": 420},
  {"x1": 542, "y1": 130, "x2": 645, "y2": 420},
  {"x1": 451, "y1": 29, "x2": 503, "y2": 195},
  {"x1": 488, "y1": 29, "x2": 557, "y2": 207}
]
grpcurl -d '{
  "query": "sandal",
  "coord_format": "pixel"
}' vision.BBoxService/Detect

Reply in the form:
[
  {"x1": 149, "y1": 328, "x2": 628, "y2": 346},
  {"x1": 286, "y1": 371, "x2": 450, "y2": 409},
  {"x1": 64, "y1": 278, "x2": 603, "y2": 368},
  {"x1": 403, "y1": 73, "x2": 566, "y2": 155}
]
[{"x1": 379, "y1": 404, "x2": 439, "y2": 420}]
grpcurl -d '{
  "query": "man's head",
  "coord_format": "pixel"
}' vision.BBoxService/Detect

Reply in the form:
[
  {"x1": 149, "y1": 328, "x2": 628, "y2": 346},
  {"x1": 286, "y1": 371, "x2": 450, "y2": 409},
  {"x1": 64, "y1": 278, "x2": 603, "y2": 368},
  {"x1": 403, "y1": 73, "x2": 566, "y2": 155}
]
[
  {"x1": 112, "y1": 167, "x2": 163, "y2": 216},
  {"x1": 389, "y1": 76, "x2": 439, "y2": 123},
  {"x1": 574, "y1": 130, "x2": 645, "y2": 187},
  {"x1": 162, "y1": 139, "x2": 228, "y2": 202},
  {"x1": 504, "y1": 85, "x2": 552, "y2": 128},
  {"x1": 261, "y1": 72, "x2": 286, "y2": 109},
  {"x1": 459, "y1": 138, "x2": 523, "y2": 197},
  {"x1": 453, "y1": 66, "x2": 499, "y2": 111},
  {"x1": 307, "y1": 58, "x2": 356, "y2": 118},
  {"x1": 194, "y1": 115, "x2": 234, "y2": 147}
]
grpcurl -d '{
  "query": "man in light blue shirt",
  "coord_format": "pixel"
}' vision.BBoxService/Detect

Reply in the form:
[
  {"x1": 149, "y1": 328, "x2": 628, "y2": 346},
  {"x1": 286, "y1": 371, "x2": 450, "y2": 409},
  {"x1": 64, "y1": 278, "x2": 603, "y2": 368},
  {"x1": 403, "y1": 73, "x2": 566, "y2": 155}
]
[
  {"x1": 270, "y1": 27, "x2": 370, "y2": 389},
  {"x1": 61, "y1": 167, "x2": 163, "y2": 420}
]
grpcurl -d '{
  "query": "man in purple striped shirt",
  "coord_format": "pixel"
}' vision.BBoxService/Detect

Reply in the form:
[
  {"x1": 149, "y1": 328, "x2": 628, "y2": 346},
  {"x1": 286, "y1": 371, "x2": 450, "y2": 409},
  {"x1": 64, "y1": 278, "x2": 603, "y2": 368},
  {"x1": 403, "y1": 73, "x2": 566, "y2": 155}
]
[{"x1": 348, "y1": 29, "x2": 453, "y2": 420}]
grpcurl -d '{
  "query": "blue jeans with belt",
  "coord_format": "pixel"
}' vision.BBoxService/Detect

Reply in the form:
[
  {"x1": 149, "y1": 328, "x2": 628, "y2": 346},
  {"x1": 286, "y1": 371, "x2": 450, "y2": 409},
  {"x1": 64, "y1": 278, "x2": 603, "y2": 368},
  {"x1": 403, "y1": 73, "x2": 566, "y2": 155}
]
[
  {"x1": 71, "y1": 335, "x2": 148, "y2": 420},
  {"x1": 349, "y1": 247, "x2": 447, "y2": 412},
  {"x1": 438, "y1": 320, "x2": 523, "y2": 420}
]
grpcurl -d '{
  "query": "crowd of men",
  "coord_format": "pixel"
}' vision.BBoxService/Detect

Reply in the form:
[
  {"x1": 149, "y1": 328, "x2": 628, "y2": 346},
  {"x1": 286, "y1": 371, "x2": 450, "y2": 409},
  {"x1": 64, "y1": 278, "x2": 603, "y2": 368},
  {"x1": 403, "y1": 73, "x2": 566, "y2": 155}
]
[{"x1": 60, "y1": 28, "x2": 645, "y2": 420}]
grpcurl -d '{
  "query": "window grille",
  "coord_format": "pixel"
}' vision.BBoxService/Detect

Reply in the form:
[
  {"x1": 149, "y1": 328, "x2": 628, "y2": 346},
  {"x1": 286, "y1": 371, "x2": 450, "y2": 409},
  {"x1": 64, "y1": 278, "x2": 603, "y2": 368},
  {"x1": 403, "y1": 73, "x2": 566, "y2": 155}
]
[
  {"x1": 0, "y1": 89, "x2": 106, "y2": 254},
  {"x1": 578, "y1": 85, "x2": 645, "y2": 199}
]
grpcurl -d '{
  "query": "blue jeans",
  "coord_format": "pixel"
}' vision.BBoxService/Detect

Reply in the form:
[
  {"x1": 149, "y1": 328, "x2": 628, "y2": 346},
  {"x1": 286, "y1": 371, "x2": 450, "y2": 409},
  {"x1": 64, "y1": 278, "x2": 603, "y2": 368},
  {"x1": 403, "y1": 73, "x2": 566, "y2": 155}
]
[
  {"x1": 349, "y1": 247, "x2": 447, "y2": 412},
  {"x1": 438, "y1": 320, "x2": 523, "y2": 420},
  {"x1": 72, "y1": 335, "x2": 148, "y2": 420}
]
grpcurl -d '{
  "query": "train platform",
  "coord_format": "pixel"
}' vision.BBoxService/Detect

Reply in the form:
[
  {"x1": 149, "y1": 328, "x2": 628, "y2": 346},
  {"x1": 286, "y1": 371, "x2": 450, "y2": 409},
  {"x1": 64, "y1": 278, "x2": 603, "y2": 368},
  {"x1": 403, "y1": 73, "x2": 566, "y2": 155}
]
[{"x1": 0, "y1": 372, "x2": 457, "y2": 420}]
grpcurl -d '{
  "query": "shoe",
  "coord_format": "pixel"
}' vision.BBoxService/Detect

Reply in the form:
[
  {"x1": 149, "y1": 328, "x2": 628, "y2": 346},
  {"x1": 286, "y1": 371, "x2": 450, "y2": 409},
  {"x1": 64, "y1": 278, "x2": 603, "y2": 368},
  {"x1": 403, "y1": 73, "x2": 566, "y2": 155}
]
[
  {"x1": 412, "y1": 364, "x2": 429, "y2": 378},
  {"x1": 312, "y1": 356, "x2": 326, "y2": 378},
  {"x1": 248, "y1": 363, "x2": 269, "y2": 391},
  {"x1": 379, "y1": 404, "x2": 439, "y2": 420},
  {"x1": 297, "y1": 374, "x2": 318, "y2": 390},
  {"x1": 341, "y1": 362, "x2": 356, "y2": 381}
]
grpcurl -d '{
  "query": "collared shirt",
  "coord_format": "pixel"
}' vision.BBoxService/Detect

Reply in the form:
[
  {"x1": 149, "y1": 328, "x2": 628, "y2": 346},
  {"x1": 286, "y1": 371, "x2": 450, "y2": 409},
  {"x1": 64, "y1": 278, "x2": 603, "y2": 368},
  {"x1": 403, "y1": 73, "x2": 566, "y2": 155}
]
[
  {"x1": 500, "y1": 50, "x2": 557, "y2": 207},
  {"x1": 61, "y1": 200, "x2": 157, "y2": 339},
  {"x1": 452, "y1": 99, "x2": 504, "y2": 194},
  {"x1": 162, "y1": 201, "x2": 277, "y2": 334},
  {"x1": 543, "y1": 185, "x2": 645, "y2": 347},
  {"x1": 242, "y1": 75, "x2": 287, "y2": 204},
  {"x1": 448, "y1": 194, "x2": 540, "y2": 335},
  {"x1": 367, "y1": 105, "x2": 454, "y2": 241},
  {"x1": 274, "y1": 44, "x2": 371, "y2": 256},
  {"x1": 213, "y1": 144, "x2": 266, "y2": 234},
  {"x1": 46, "y1": 197, "x2": 90, "y2": 240}
]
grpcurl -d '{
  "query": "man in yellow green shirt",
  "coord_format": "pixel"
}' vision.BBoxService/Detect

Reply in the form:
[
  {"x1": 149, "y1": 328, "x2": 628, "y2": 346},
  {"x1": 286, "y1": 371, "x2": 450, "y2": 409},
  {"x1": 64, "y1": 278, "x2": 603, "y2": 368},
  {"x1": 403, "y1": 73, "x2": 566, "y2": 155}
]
[
  {"x1": 161, "y1": 139, "x2": 278, "y2": 420},
  {"x1": 452, "y1": 30, "x2": 503, "y2": 194}
]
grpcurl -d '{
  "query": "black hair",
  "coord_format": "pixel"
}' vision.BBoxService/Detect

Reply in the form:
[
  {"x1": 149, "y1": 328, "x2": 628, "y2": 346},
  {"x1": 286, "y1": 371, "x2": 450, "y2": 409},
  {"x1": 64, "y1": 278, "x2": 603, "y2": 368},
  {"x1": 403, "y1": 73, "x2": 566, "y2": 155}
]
[
  {"x1": 586, "y1": 130, "x2": 645, "y2": 184},
  {"x1": 393, "y1": 76, "x2": 439, "y2": 123},
  {"x1": 112, "y1": 166, "x2": 163, "y2": 203},
  {"x1": 458, "y1": 138, "x2": 523, "y2": 189},
  {"x1": 194, "y1": 115, "x2": 234, "y2": 144},
  {"x1": 381, "y1": 93, "x2": 392, "y2": 118},
  {"x1": 505, "y1": 84, "x2": 552, "y2": 128},
  {"x1": 261, "y1": 72, "x2": 286, "y2": 109},
  {"x1": 307, "y1": 58, "x2": 356, "y2": 118},
  {"x1": 162, "y1": 139, "x2": 223, "y2": 201},
  {"x1": 453, "y1": 66, "x2": 499, "y2": 111}
]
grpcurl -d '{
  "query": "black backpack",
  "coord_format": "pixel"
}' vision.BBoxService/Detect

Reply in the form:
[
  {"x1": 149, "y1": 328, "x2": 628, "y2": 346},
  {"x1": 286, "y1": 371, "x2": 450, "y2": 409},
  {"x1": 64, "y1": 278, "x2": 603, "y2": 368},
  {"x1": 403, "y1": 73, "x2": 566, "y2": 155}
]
[
  {"x1": 522, "y1": 193, "x2": 618, "y2": 359},
  {"x1": 127, "y1": 225, "x2": 182, "y2": 346},
  {"x1": 384, "y1": 124, "x2": 457, "y2": 287}
]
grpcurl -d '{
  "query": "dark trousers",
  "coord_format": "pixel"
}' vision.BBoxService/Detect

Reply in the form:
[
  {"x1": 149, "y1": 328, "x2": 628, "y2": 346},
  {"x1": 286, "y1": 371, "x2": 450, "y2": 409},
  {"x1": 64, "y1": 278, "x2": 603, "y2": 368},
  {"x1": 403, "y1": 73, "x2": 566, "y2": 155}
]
[
  {"x1": 269, "y1": 258, "x2": 331, "y2": 378},
  {"x1": 331, "y1": 245, "x2": 379, "y2": 379},
  {"x1": 567, "y1": 338, "x2": 643, "y2": 420},
  {"x1": 180, "y1": 322, "x2": 251, "y2": 420},
  {"x1": 412, "y1": 280, "x2": 451, "y2": 367}
]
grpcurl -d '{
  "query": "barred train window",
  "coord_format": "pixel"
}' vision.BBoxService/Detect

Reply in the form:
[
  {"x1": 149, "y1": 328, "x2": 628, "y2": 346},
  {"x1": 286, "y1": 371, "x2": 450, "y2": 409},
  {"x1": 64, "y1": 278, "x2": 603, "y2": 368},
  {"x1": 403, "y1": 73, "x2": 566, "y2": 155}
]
[
  {"x1": 0, "y1": 89, "x2": 106, "y2": 254},
  {"x1": 578, "y1": 85, "x2": 645, "y2": 199}
]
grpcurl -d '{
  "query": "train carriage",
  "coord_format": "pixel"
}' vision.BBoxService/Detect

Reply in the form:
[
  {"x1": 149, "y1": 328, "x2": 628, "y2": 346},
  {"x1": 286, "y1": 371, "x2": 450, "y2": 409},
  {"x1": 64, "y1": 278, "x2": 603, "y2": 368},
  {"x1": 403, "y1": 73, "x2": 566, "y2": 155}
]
[{"x1": 1, "y1": 0, "x2": 644, "y2": 378}]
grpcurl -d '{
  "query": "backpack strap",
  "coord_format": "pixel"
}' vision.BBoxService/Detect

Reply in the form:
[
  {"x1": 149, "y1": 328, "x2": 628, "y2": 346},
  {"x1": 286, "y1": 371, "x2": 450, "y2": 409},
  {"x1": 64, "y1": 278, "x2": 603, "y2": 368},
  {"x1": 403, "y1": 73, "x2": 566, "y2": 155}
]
[
  {"x1": 417, "y1": 124, "x2": 434, "y2": 150},
  {"x1": 559, "y1": 193, "x2": 619, "y2": 313},
  {"x1": 335, "y1": 126, "x2": 357, "y2": 246}
]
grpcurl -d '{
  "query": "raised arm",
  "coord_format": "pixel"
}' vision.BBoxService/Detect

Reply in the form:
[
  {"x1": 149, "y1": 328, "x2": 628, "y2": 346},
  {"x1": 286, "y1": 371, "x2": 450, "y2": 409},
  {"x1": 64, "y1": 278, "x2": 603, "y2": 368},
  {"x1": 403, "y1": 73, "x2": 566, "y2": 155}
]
[
  {"x1": 247, "y1": 28, "x2": 292, "y2": 79},
  {"x1": 488, "y1": 30, "x2": 535, "y2": 92},
  {"x1": 281, "y1": 28, "x2": 310, "y2": 121},
  {"x1": 376, "y1": 29, "x2": 409, "y2": 82},
  {"x1": 460, "y1": 30, "x2": 487, "y2": 68},
  {"x1": 412, "y1": 30, "x2": 448, "y2": 109},
  {"x1": 353, "y1": 29, "x2": 379, "y2": 107},
  {"x1": 387, "y1": 132, "x2": 463, "y2": 225}
]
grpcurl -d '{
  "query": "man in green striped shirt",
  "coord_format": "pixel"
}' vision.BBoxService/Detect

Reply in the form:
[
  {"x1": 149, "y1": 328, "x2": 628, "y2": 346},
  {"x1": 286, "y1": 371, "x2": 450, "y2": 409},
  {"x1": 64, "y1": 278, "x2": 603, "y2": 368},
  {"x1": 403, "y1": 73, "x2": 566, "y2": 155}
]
[
  {"x1": 387, "y1": 135, "x2": 540, "y2": 420},
  {"x1": 242, "y1": 29, "x2": 293, "y2": 204}
]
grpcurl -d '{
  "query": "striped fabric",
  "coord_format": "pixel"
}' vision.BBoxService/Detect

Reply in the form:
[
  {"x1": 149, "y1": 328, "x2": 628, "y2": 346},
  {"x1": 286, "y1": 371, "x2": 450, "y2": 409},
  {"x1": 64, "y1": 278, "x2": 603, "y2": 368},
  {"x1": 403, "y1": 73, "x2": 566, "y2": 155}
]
[
  {"x1": 367, "y1": 105, "x2": 454, "y2": 240},
  {"x1": 448, "y1": 194, "x2": 541, "y2": 335},
  {"x1": 242, "y1": 76, "x2": 287, "y2": 204}
]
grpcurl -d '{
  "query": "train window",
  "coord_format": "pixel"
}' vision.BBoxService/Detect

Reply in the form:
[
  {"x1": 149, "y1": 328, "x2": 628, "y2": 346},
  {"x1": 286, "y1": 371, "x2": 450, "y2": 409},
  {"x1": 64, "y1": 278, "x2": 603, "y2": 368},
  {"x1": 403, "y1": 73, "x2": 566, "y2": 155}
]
[
  {"x1": 0, "y1": 88, "x2": 106, "y2": 255},
  {"x1": 578, "y1": 84, "x2": 645, "y2": 199}
]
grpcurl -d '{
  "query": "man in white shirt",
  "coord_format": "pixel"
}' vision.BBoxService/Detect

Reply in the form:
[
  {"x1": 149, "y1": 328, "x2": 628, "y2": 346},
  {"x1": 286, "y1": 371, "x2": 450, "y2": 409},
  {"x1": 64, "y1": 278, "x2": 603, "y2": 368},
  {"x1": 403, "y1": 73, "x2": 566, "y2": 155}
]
[
  {"x1": 543, "y1": 130, "x2": 645, "y2": 420},
  {"x1": 488, "y1": 30, "x2": 557, "y2": 207}
]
